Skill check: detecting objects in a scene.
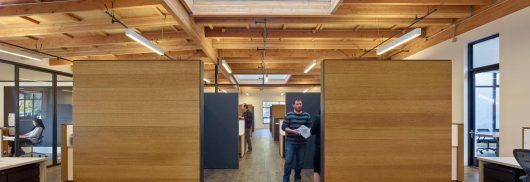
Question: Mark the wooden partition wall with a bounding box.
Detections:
[73,61,202,182]
[323,60,452,181]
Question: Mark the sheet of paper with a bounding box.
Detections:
[297,125,311,139]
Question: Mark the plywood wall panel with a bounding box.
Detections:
[323,60,451,182]
[73,61,201,182]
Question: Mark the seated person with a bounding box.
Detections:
[9,118,45,156]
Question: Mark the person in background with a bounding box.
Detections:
[310,113,321,182]
[242,104,254,152]
[281,97,311,182]
[9,118,45,156]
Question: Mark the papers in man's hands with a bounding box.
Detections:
[296,125,311,139]
[3,136,14,141]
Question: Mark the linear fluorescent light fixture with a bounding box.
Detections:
[221,59,232,74]
[376,28,422,55]
[125,28,164,55]
[0,49,42,61]
[303,88,311,93]
[304,59,317,74]
[264,75,269,83]
[221,89,227,93]
[203,78,211,84]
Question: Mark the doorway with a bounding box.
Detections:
[468,34,500,166]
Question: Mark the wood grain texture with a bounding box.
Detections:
[73,61,201,182]
[323,60,452,181]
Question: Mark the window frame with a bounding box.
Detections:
[468,33,500,165]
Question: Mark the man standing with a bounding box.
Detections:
[282,97,311,182]
[242,104,253,152]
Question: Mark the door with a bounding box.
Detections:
[468,34,500,166]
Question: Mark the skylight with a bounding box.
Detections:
[235,74,291,84]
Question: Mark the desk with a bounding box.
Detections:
[279,119,285,158]
[478,157,524,182]
[239,120,245,158]
[476,132,500,156]
[0,157,47,182]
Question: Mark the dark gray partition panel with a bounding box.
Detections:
[285,93,320,169]
[204,93,239,169]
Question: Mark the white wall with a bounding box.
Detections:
[239,91,285,129]
[406,7,530,160]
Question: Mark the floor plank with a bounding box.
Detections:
[204,128,314,182]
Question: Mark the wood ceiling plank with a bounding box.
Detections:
[0,16,178,37]
[0,0,161,17]
[190,1,330,16]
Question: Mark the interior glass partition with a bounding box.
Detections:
[18,68,54,165]
[0,59,72,166]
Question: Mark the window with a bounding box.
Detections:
[18,91,43,118]
[262,101,285,124]
[468,34,500,164]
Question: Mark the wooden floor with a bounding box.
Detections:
[45,128,480,181]
[204,128,314,182]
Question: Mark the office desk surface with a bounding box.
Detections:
[0,157,46,170]
[478,157,521,169]
[476,132,500,138]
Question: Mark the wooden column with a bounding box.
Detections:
[323,60,452,181]
[73,61,202,181]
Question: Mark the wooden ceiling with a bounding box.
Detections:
[0,0,527,85]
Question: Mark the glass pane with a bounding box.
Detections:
[263,107,271,124]
[57,75,73,164]
[18,68,53,165]
[472,37,499,68]
[473,70,500,158]
[0,63,15,157]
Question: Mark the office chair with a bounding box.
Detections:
[476,129,497,154]
[513,149,530,182]
[22,135,48,157]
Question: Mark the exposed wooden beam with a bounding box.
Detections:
[206,28,403,39]
[20,16,40,24]
[213,39,381,49]
[162,0,217,63]
[162,0,237,84]
[0,16,178,37]
[222,49,376,58]
[393,0,530,59]
[5,31,189,49]
[50,50,207,65]
[195,17,454,26]
[334,5,471,19]
[0,0,161,17]
[341,0,491,5]
[46,41,198,57]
